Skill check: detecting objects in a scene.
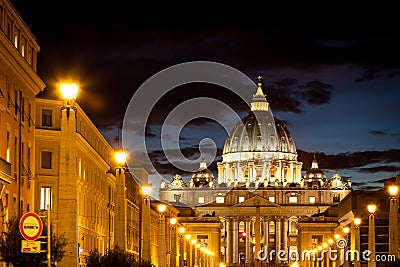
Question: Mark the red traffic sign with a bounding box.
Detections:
[19,212,43,241]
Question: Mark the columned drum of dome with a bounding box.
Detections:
[218,77,302,188]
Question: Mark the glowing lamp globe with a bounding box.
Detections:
[60,82,78,101]
[367,204,377,214]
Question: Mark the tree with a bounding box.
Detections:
[86,245,154,267]
[0,216,67,267]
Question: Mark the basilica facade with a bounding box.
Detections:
[159,78,352,265]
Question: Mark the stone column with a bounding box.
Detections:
[58,107,78,267]
[226,218,232,264]
[232,218,239,264]
[263,217,269,262]
[368,213,376,267]
[142,195,152,262]
[114,167,126,249]
[275,218,281,263]
[159,213,167,267]
[245,219,252,263]
[389,194,399,256]
[282,217,288,261]
[255,207,261,267]
[170,224,177,267]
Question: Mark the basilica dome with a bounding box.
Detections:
[223,113,296,155]
[217,77,303,187]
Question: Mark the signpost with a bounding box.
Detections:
[19,212,43,241]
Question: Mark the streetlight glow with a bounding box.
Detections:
[191,239,197,245]
[158,204,167,213]
[328,238,334,245]
[354,218,361,226]
[142,184,152,196]
[343,227,350,234]
[367,204,377,214]
[170,217,177,225]
[60,82,79,101]
[115,149,127,165]
[178,227,186,234]
[388,185,399,196]
[185,234,192,240]
[334,234,341,240]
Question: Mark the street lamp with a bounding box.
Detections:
[59,81,79,266]
[158,204,167,267]
[354,218,361,267]
[114,148,128,250]
[342,227,350,267]
[60,82,78,117]
[141,184,152,262]
[115,149,127,167]
[170,217,177,267]
[367,204,377,267]
[184,234,191,266]
[388,185,399,257]
[191,239,197,267]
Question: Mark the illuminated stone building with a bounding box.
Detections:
[159,78,353,266]
[0,0,45,229]
[34,98,143,266]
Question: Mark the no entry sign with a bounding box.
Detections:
[19,212,43,241]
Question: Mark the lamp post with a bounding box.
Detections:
[327,238,334,267]
[334,233,341,267]
[353,218,361,267]
[388,185,399,257]
[170,217,177,267]
[114,149,127,250]
[367,204,377,267]
[195,243,201,267]
[191,239,197,267]
[141,184,152,262]
[58,82,79,266]
[342,227,350,267]
[178,227,186,267]
[185,234,192,267]
[158,204,167,267]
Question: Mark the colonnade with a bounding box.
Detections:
[224,216,292,265]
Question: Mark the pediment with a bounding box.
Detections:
[234,195,280,207]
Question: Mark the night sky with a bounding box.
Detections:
[11,1,400,193]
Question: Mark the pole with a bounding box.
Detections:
[368,213,376,267]
[17,90,22,217]
[47,204,51,267]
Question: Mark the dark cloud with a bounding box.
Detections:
[369,130,387,136]
[298,149,400,172]
[298,81,332,105]
[357,166,400,173]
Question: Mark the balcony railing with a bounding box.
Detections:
[0,157,12,184]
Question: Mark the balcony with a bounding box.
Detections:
[0,157,12,184]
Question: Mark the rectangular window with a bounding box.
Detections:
[289,196,298,203]
[41,151,52,169]
[6,131,10,162]
[40,187,52,210]
[42,109,52,127]
[309,196,316,203]
[14,31,18,48]
[238,196,245,203]
[216,197,225,203]
[198,196,205,204]
[268,196,275,203]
